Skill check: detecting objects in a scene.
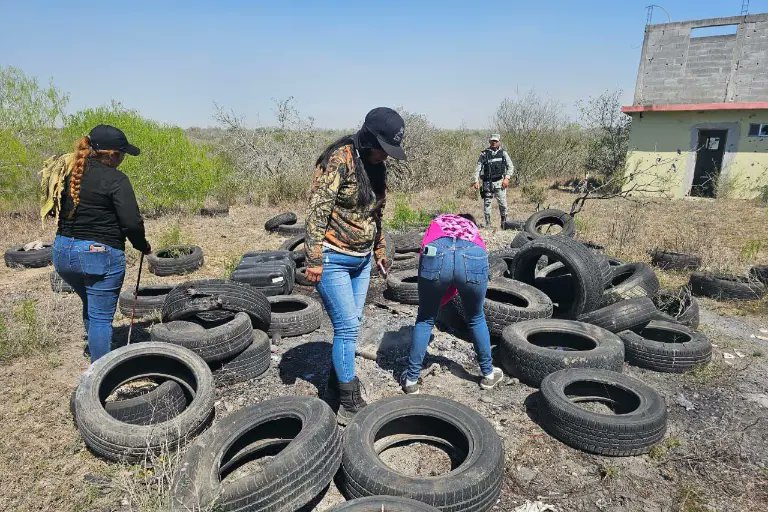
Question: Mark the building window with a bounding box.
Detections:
[748,124,768,137]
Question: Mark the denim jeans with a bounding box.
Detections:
[53,235,126,362]
[406,237,492,381]
[316,247,372,383]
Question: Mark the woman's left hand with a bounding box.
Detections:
[376,257,389,276]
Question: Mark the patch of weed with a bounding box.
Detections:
[387,195,434,230]
[677,483,708,512]
[599,463,619,480]
[685,359,731,386]
[223,254,241,279]
[649,436,682,460]
[0,298,56,363]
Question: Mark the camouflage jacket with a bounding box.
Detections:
[304,144,387,268]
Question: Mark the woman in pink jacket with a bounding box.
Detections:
[401,213,504,393]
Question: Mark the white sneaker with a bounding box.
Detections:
[480,367,504,390]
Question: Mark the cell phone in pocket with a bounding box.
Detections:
[423,245,437,257]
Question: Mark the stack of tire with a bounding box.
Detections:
[154,279,273,386]
[169,394,504,512]
[264,211,305,236]
[231,250,295,296]
[389,230,420,272]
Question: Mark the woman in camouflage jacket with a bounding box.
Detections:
[304,107,406,425]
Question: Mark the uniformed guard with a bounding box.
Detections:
[472,134,514,227]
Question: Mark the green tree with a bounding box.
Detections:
[0,66,69,210]
[62,102,232,215]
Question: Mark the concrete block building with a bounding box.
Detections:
[622,13,768,198]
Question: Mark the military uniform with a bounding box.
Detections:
[304,144,387,268]
[474,146,514,227]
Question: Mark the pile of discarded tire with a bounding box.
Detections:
[152,279,273,385]
[383,208,715,457]
[170,394,504,511]
[149,274,322,382]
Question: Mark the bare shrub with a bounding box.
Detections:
[494,91,585,183]
[214,97,338,205]
[578,89,631,185]
[387,109,481,194]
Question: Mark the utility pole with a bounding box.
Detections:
[741,0,749,16]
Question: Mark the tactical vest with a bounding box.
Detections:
[481,149,508,182]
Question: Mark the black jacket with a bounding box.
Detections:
[58,159,149,252]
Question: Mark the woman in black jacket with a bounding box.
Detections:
[53,125,151,362]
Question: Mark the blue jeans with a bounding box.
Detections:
[316,247,372,383]
[53,235,126,362]
[406,237,492,381]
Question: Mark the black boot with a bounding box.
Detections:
[337,376,368,426]
[323,367,341,411]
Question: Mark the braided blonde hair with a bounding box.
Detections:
[68,136,123,215]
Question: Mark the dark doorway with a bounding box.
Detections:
[690,129,727,197]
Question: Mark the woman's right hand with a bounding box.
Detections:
[306,266,323,284]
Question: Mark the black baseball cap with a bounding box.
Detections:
[362,107,406,160]
[88,124,140,156]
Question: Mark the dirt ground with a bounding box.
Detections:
[0,190,767,512]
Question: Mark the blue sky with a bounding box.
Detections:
[1,0,765,129]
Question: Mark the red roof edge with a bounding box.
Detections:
[622,102,768,113]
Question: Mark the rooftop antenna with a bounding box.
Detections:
[645,4,672,25]
[741,0,749,15]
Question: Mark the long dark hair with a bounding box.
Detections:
[315,129,386,209]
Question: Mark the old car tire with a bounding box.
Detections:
[651,288,700,329]
[385,270,420,305]
[211,330,271,386]
[50,271,74,293]
[509,236,603,318]
[618,320,712,373]
[329,496,441,511]
[147,245,204,276]
[171,396,341,512]
[499,319,625,387]
[4,243,53,268]
[649,248,702,271]
[118,284,174,317]
[689,272,766,301]
[454,280,553,337]
[151,312,253,363]
[576,297,656,333]
[264,211,297,231]
[104,380,188,426]
[538,368,666,456]
[601,263,659,306]
[524,209,575,239]
[161,279,271,331]
[267,295,322,337]
[73,342,214,462]
[338,395,503,512]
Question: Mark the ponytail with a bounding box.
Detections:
[70,136,93,212]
